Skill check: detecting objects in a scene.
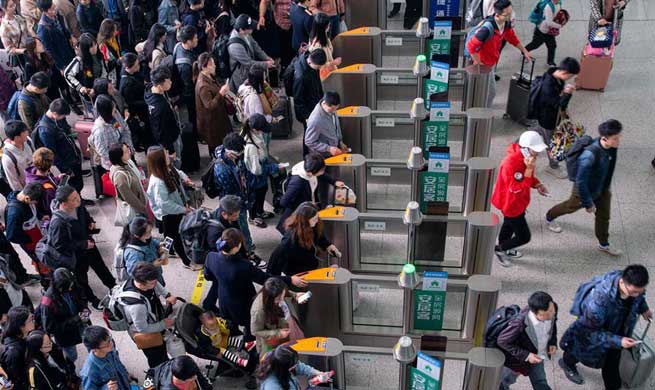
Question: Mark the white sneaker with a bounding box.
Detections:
[505,249,523,258]
[546,218,562,233]
[598,244,623,257]
[495,251,513,267]
[545,165,568,179]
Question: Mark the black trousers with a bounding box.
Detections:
[496,212,532,252]
[75,246,115,303]
[525,27,557,65]
[162,214,191,266]
[250,184,269,218]
[142,343,169,368]
[277,26,294,69]
[301,120,309,157]
[563,349,621,390]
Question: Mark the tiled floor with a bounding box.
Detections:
[3,0,654,388]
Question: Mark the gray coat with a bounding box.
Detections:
[227,29,269,92]
[304,101,343,157]
[121,281,169,336]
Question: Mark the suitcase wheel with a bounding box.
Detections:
[503,113,510,119]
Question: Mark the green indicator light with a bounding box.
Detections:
[403,264,416,274]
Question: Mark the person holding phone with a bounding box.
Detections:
[119,217,169,286]
[81,326,132,390]
[256,345,331,390]
[491,131,550,267]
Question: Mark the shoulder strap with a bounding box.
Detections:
[125,244,146,253]
[30,362,55,390]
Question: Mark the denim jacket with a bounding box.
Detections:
[80,350,131,390]
[575,139,616,208]
[260,362,320,390]
[124,239,162,280]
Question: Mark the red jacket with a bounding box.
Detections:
[466,18,521,66]
[491,144,540,217]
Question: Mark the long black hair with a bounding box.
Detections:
[78,33,99,69]
[143,24,168,64]
[309,12,331,47]
[261,277,286,326]
[3,306,31,341]
[25,330,48,365]
[255,345,299,390]
[119,216,150,247]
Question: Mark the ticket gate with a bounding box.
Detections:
[304,270,500,353]
[295,337,346,389]
[345,0,431,30]
[333,27,466,69]
[322,64,466,111]
[319,154,495,215]
[319,208,499,276]
[337,106,493,161]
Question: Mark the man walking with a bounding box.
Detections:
[545,119,623,256]
[491,131,550,267]
[559,264,652,389]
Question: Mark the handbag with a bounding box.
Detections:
[132,331,164,349]
[548,114,585,162]
[183,185,204,209]
[588,25,614,48]
[114,200,136,226]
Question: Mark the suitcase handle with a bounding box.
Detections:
[639,318,652,340]
[519,54,536,85]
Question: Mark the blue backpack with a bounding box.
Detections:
[528,0,556,25]
[6,91,35,121]
[464,19,495,57]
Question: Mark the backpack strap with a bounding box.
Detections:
[3,148,18,176]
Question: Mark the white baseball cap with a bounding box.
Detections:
[518,131,547,153]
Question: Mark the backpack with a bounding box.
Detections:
[526,75,544,120]
[281,45,308,97]
[570,273,604,318]
[465,0,485,27]
[528,0,556,25]
[482,304,522,348]
[6,91,35,121]
[100,281,150,331]
[159,52,183,98]
[30,128,43,149]
[565,135,601,181]
[113,244,144,283]
[34,211,76,269]
[212,35,247,80]
[233,87,257,124]
[201,158,222,199]
[179,208,223,265]
[464,19,495,57]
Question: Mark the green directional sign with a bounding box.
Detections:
[413,272,448,331]
[410,367,439,390]
[419,147,449,213]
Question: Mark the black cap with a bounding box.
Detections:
[234,14,257,31]
[248,113,272,133]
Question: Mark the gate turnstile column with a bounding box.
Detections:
[462,64,494,110]
[464,348,505,390]
[463,108,494,161]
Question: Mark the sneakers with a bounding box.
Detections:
[598,244,623,257]
[545,165,568,179]
[248,217,267,228]
[558,358,585,385]
[495,250,513,267]
[505,249,523,259]
[248,252,267,268]
[546,218,562,233]
[259,211,275,220]
[90,300,104,312]
[19,274,41,286]
[183,263,203,271]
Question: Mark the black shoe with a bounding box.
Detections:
[494,74,501,81]
[82,199,95,206]
[248,252,267,268]
[558,358,585,385]
[651,158,655,169]
[248,217,267,228]
[90,301,104,312]
[259,211,275,220]
[82,169,91,177]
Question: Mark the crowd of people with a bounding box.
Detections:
[0,0,351,387]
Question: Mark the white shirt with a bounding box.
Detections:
[528,311,552,357]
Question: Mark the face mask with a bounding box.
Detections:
[172,378,197,390]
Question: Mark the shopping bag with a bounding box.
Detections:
[620,319,655,388]
[548,116,585,162]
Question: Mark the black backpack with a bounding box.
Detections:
[482,305,521,348]
[281,56,300,97]
[565,135,601,181]
[526,75,544,120]
[201,159,222,199]
[212,35,247,80]
[179,208,223,265]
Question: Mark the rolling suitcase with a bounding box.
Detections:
[505,55,535,125]
[73,92,94,159]
[576,42,614,91]
[620,319,655,388]
[271,95,293,139]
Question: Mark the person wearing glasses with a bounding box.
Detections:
[26,330,79,390]
[465,0,532,106]
[1,306,35,390]
[80,326,132,390]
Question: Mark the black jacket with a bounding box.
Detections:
[536,69,572,130]
[27,346,76,390]
[1,336,27,389]
[39,286,87,347]
[47,210,87,270]
[292,54,323,123]
[276,173,336,234]
[76,2,104,36]
[145,89,180,154]
[147,359,212,390]
[36,115,82,176]
[267,231,331,276]
[205,209,241,256]
[204,251,291,327]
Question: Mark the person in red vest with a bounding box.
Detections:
[491,131,550,267]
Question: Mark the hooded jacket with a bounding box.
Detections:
[4,191,42,250]
[465,16,520,66]
[25,166,59,217]
[560,270,649,368]
[145,88,181,154]
[39,274,87,347]
[146,359,212,390]
[276,161,335,233]
[1,336,28,389]
[491,144,541,218]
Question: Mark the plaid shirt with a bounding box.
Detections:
[273,0,292,30]
[0,15,29,51]
[90,114,133,170]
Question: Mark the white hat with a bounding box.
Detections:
[518,131,547,153]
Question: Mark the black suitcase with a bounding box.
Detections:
[91,165,104,199]
[271,96,293,139]
[505,55,535,125]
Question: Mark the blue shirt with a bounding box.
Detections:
[80,350,130,390]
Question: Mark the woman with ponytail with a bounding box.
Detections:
[118,216,168,285]
[256,345,328,390]
[194,52,232,155]
[203,228,307,341]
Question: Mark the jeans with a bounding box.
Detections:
[499,363,551,390]
[496,212,531,252]
[237,212,254,251]
[546,187,611,246]
[329,15,341,39]
[525,27,557,65]
[563,349,621,390]
[62,345,78,364]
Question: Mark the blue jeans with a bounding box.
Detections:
[62,345,78,364]
[237,211,254,251]
[499,363,551,390]
[329,15,341,38]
